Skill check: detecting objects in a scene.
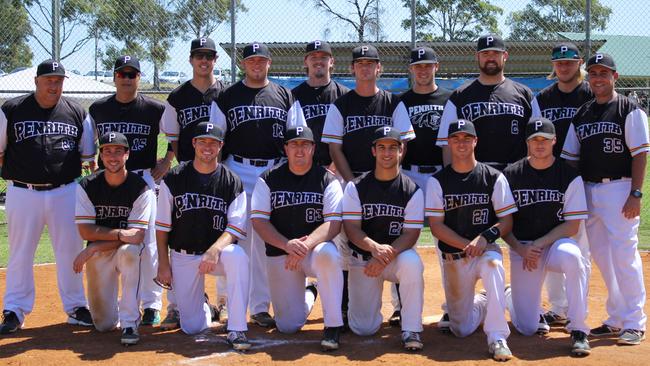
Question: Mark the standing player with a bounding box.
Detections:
[437,34,533,170]
[426,120,516,361]
[562,53,649,345]
[155,122,251,350]
[342,126,425,351]
[532,43,593,327]
[0,60,94,334]
[251,126,344,351]
[73,132,155,345]
[88,55,174,326]
[503,118,591,356]
[209,42,306,327]
[160,37,228,330]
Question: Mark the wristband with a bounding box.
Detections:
[481,227,500,243]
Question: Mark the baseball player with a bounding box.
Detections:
[426,119,516,361]
[88,55,173,326]
[209,42,307,327]
[160,37,228,330]
[437,34,533,171]
[155,121,251,351]
[0,60,94,334]
[562,53,649,345]
[532,43,594,328]
[251,126,344,351]
[73,132,155,345]
[342,126,425,351]
[503,118,591,356]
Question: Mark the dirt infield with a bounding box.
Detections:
[1,247,649,365]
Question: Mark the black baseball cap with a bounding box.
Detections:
[448,119,477,137]
[526,117,556,140]
[99,132,129,150]
[36,59,67,77]
[551,43,581,61]
[410,46,438,65]
[372,126,401,144]
[114,55,141,72]
[352,45,380,62]
[284,126,314,144]
[305,40,332,56]
[191,37,217,54]
[243,42,271,60]
[477,34,506,52]
[586,52,616,71]
[194,121,225,141]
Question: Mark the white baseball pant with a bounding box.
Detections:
[136,170,162,311]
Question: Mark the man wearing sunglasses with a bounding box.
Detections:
[160,37,228,330]
[87,55,174,327]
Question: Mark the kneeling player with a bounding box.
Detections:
[503,118,590,356]
[155,122,251,350]
[342,127,425,351]
[426,120,516,361]
[251,126,344,351]
[74,132,155,345]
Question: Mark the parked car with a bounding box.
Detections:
[213,68,224,82]
[83,70,112,82]
[0,69,6,77]
[159,71,188,84]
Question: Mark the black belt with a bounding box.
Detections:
[402,164,440,174]
[233,155,281,167]
[351,251,372,261]
[12,181,69,191]
[173,248,205,255]
[584,176,628,184]
[441,251,467,261]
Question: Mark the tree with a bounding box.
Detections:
[402,0,502,42]
[507,0,612,41]
[0,0,33,70]
[177,0,246,39]
[307,0,382,42]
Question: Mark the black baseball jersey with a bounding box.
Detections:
[163,80,225,162]
[342,171,424,258]
[437,79,533,167]
[156,161,247,253]
[0,93,93,184]
[504,158,588,241]
[89,94,165,170]
[75,171,153,245]
[251,163,343,257]
[292,80,350,166]
[532,81,593,157]
[322,89,416,174]
[399,87,452,166]
[425,162,517,253]
[209,80,306,160]
[561,94,650,182]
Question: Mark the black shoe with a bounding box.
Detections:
[141,308,161,326]
[543,311,569,326]
[121,327,140,345]
[536,314,550,335]
[0,310,20,334]
[67,307,93,327]
[389,310,401,327]
[590,324,621,337]
[321,326,341,351]
[250,312,275,328]
[438,313,450,333]
[571,330,591,356]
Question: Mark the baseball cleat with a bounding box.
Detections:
[389,310,401,327]
[121,327,140,346]
[536,315,550,335]
[590,324,621,337]
[0,310,21,334]
[321,326,341,351]
[227,331,252,351]
[489,340,513,362]
[543,310,569,326]
[67,307,93,327]
[141,308,161,326]
[401,331,423,351]
[617,329,646,345]
[250,312,275,328]
[160,309,180,330]
[438,313,450,333]
[217,303,229,324]
[570,330,591,356]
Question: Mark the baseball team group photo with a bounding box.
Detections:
[1,1,650,364]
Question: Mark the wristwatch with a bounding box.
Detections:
[631,189,643,199]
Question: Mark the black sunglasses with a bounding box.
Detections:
[116,71,139,79]
[192,52,216,61]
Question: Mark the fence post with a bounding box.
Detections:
[52,0,61,60]
[585,0,591,60]
[410,0,416,49]
[230,0,237,84]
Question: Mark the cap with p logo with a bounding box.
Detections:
[477,34,506,52]
[243,42,271,60]
[448,119,477,137]
[114,55,141,72]
[410,46,438,65]
[305,40,332,56]
[99,131,130,149]
[372,126,401,144]
[284,126,314,144]
[551,43,580,61]
[191,37,217,53]
[525,117,556,140]
[586,52,616,71]
[36,59,67,77]
[352,44,380,61]
[194,121,225,141]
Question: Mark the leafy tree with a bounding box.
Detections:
[177,0,246,39]
[402,0,502,42]
[507,0,612,40]
[307,0,382,42]
[0,0,32,70]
